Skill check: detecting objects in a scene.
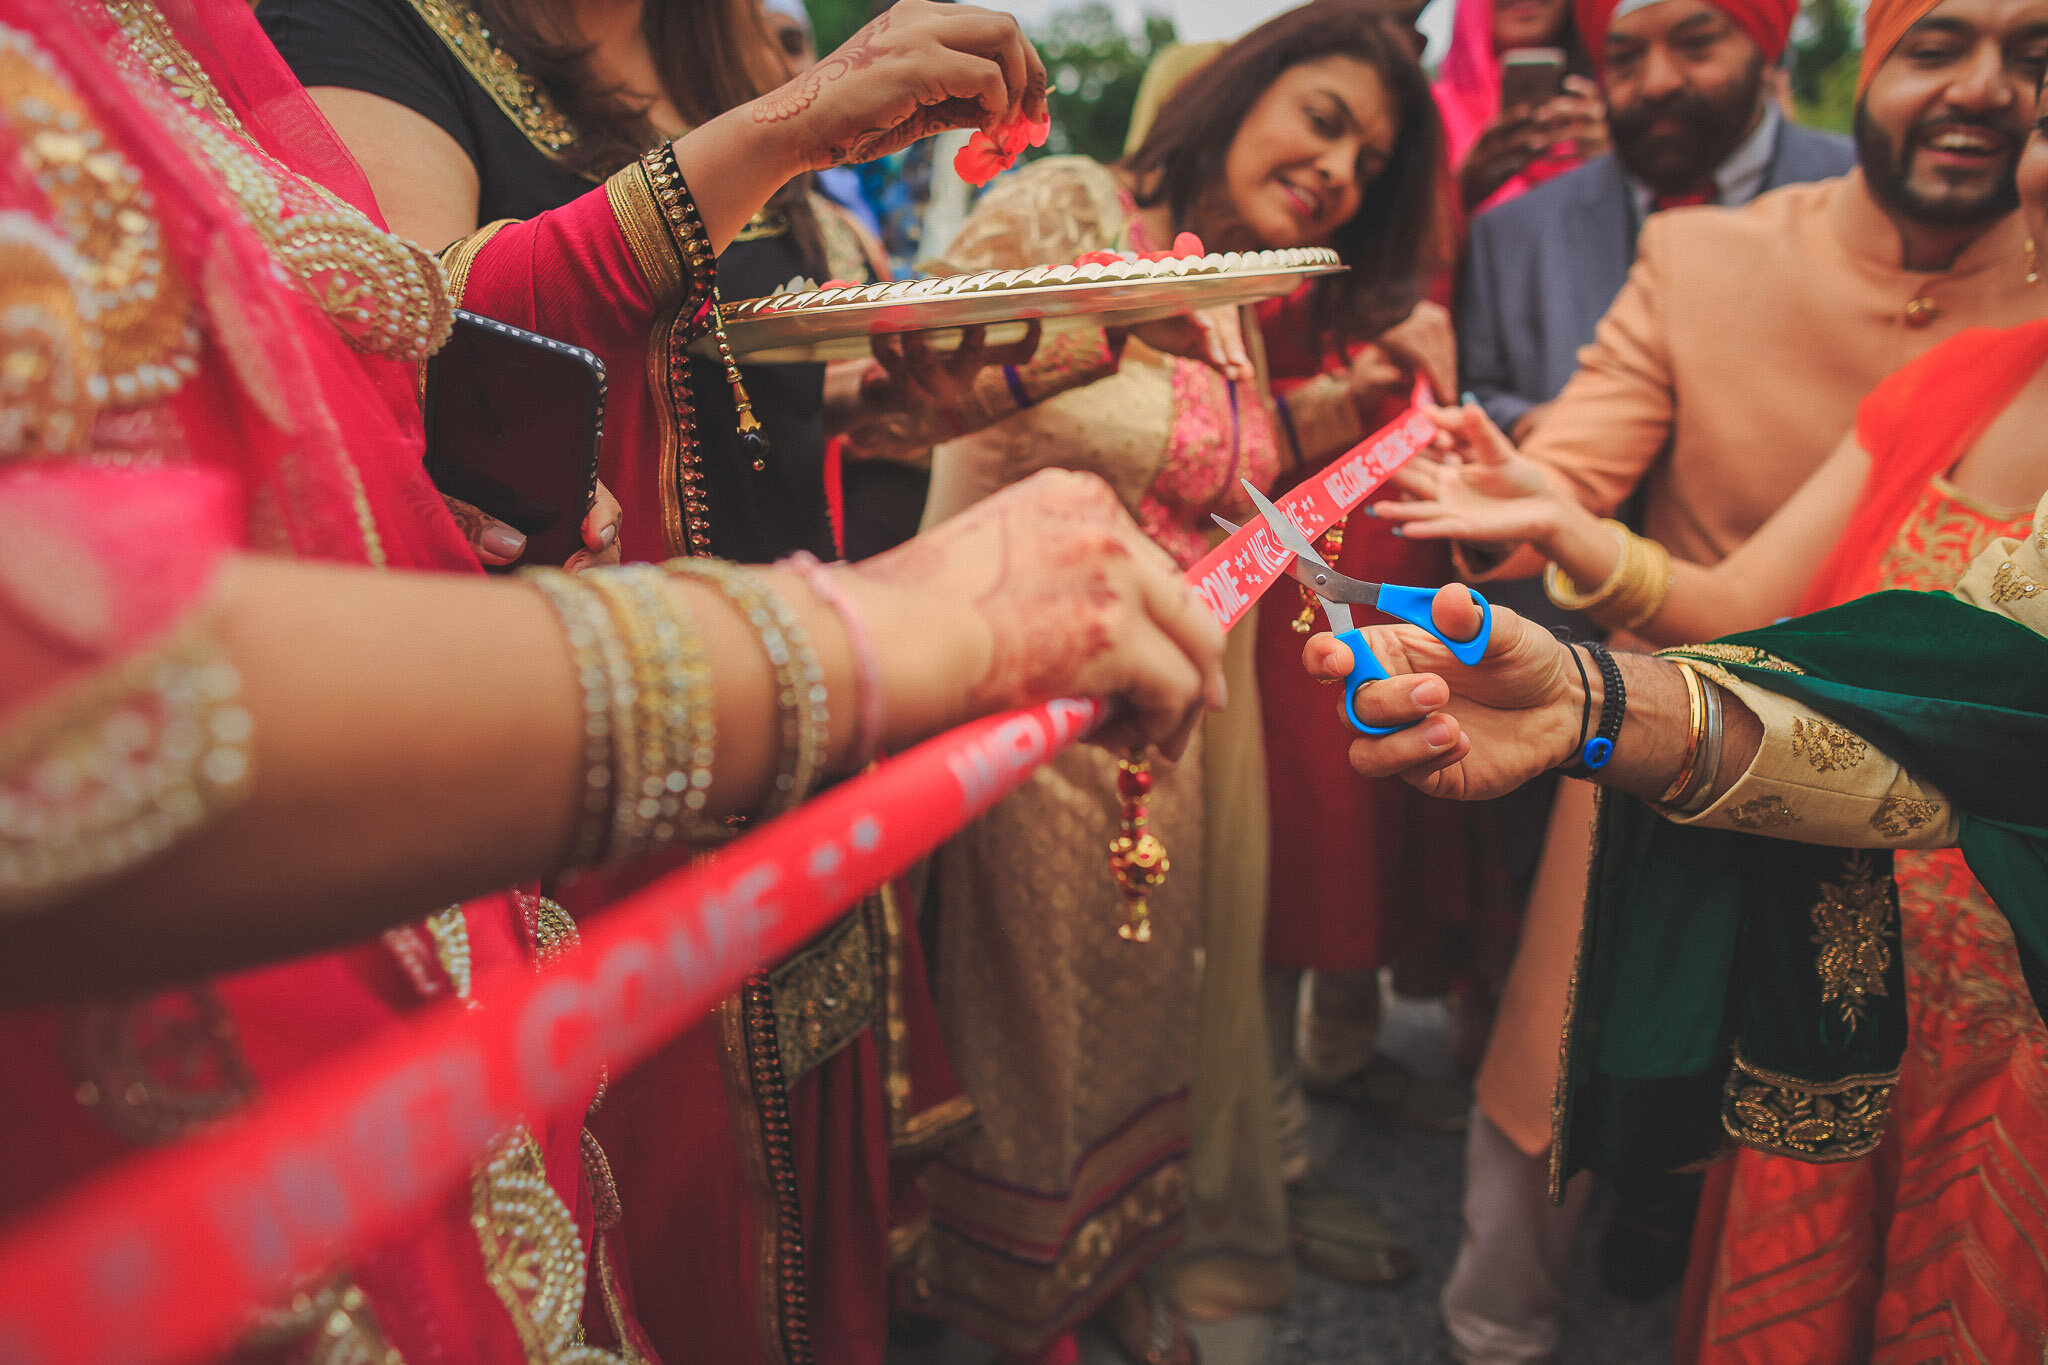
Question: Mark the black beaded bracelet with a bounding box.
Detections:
[1578,640,1626,771]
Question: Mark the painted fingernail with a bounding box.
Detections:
[1411,677,1446,707]
[1390,526,1405,538]
[1363,504,1379,518]
[600,522,619,549]
[1422,717,1454,748]
[481,524,526,559]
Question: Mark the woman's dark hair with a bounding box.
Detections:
[472,0,825,274]
[1123,1,1447,345]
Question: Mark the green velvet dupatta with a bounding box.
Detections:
[1552,589,2048,1199]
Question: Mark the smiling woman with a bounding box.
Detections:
[904,6,1446,1361]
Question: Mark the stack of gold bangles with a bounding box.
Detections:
[1656,659,1725,814]
[1542,519,1674,632]
[523,560,830,867]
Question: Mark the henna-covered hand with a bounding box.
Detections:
[442,479,622,570]
[751,0,1050,171]
[843,469,1225,758]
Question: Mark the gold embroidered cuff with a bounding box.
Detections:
[0,610,254,913]
[605,162,687,303]
[1657,656,1957,848]
[628,145,716,326]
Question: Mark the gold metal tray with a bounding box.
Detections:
[699,247,1343,364]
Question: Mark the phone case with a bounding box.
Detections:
[423,310,607,571]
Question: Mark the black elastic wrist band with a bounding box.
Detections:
[1558,635,1592,772]
[1581,641,1626,771]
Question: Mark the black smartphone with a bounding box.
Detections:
[423,310,606,571]
[1500,47,1566,112]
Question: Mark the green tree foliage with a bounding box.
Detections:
[1033,5,1180,164]
[806,0,873,56]
[797,0,1179,163]
[1790,0,1861,134]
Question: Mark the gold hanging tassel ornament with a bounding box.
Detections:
[708,288,769,469]
[1109,753,1169,942]
[1291,520,1347,632]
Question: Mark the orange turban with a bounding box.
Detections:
[1575,0,1798,68]
[1858,0,1944,97]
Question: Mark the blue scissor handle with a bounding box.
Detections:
[1335,586,1494,736]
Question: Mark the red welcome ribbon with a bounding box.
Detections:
[0,403,1435,1365]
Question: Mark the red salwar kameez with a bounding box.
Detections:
[0,0,649,1357]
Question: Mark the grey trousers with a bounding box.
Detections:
[1441,1107,1593,1365]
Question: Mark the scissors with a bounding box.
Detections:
[1214,479,1492,737]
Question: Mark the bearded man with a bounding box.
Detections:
[1433,0,2048,1357]
[1459,0,1851,441]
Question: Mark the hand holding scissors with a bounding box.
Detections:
[1215,479,1492,736]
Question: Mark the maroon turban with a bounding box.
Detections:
[1575,0,1798,67]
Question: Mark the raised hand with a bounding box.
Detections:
[1372,300,1457,401]
[753,0,1050,170]
[1538,77,1611,161]
[1372,402,1565,546]
[1303,585,1584,799]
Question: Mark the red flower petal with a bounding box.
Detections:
[1074,249,1125,267]
[1171,232,1205,258]
[953,133,1011,187]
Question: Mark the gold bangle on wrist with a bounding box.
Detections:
[1658,661,1707,806]
[523,569,618,866]
[1675,665,1725,814]
[1545,520,1674,632]
[584,565,722,856]
[666,560,829,818]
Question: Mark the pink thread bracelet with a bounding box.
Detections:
[779,551,883,768]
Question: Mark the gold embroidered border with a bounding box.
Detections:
[604,165,685,302]
[439,218,517,306]
[1720,1044,1897,1163]
[878,878,979,1156]
[1666,643,1807,675]
[242,1276,406,1364]
[2,606,255,914]
[397,0,591,176]
[1548,784,1603,1205]
[925,1160,1187,1350]
[767,906,877,1083]
[470,1126,628,1363]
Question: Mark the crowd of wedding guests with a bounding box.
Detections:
[4,0,2047,1360]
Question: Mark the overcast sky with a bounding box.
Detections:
[984,0,1453,51]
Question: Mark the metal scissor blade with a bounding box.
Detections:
[1239,479,1328,569]
[1212,514,1386,606]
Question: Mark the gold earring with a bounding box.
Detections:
[2028,237,2041,286]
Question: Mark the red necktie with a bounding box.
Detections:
[1651,184,1718,212]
